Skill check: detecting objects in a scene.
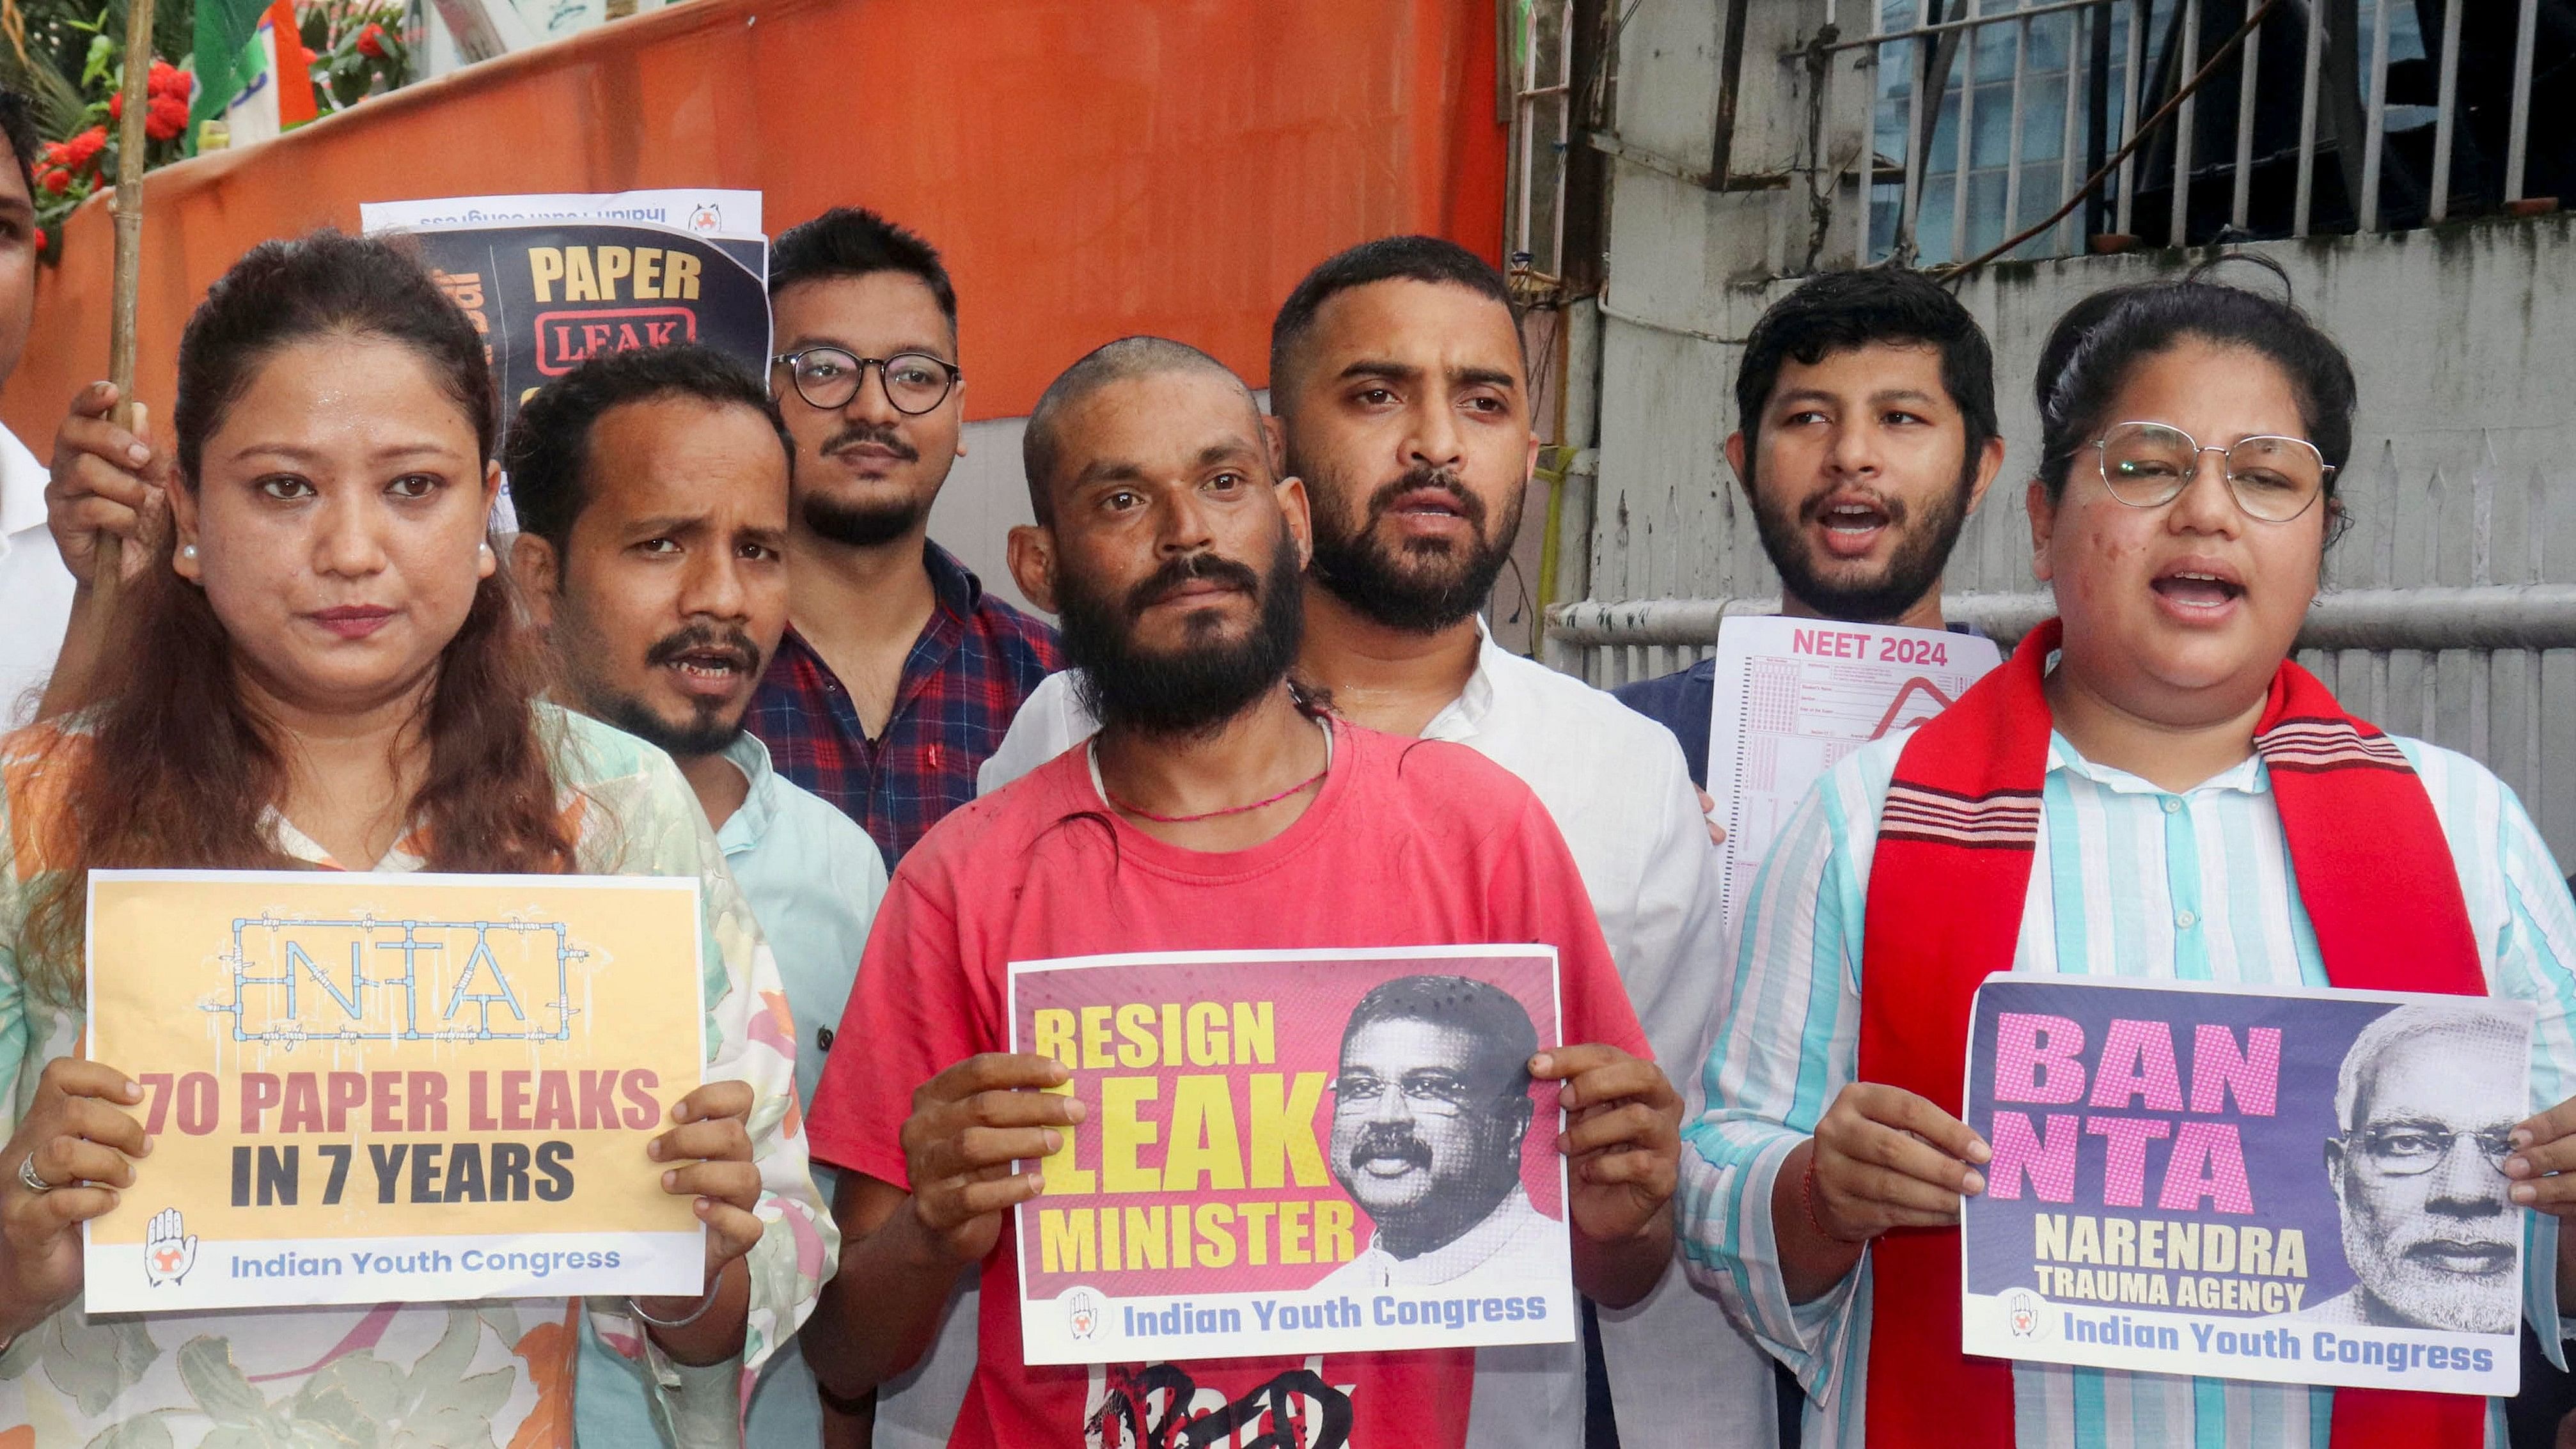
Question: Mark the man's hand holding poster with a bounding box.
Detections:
[1959,975,2536,1395]
[1007,947,1577,1365]
[81,871,708,1314]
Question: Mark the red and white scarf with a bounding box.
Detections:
[1857,618,2489,1447]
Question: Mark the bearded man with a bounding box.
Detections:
[982,239,1765,1449]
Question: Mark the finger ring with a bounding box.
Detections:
[17,1152,54,1194]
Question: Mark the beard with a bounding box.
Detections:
[799,421,932,547]
[576,621,764,760]
[1748,466,1972,623]
[801,492,928,548]
[2342,1210,2520,1333]
[1305,462,1521,634]
[1056,529,1306,737]
[592,691,744,759]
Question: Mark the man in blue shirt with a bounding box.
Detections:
[1609,269,2004,1446]
[504,344,888,1447]
[1615,271,2005,791]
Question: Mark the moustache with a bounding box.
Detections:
[2399,1237,2519,1271]
[1797,487,1909,526]
[1362,465,1488,529]
[644,622,763,677]
[822,421,920,464]
[1348,1124,1433,1172]
[1122,551,1266,616]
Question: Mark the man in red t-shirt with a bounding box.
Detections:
[800,338,1682,1447]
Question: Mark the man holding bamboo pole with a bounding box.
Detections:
[27,2,164,723]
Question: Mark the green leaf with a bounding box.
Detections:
[442,1364,515,1423]
[81,33,116,88]
[279,1379,377,1448]
[393,1404,506,1449]
[477,1304,523,1344]
[36,1313,163,1416]
[287,1422,368,1449]
[83,1413,177,1449]
[77,1416,169,1449]
[295,1353,405,1424]
[176,1335,272,1429]
[395,1310,480,1418]
[198,1427,274,1449]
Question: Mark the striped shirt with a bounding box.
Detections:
[1679,726,2576,1448]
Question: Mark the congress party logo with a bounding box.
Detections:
[1067,1288,1102,1341]
[2005,1287,2045,1340]
[145,1207,200,1288]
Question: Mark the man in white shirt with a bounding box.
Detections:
[499,344,890,1447]
[982,237,1768,1449]
[0,89,75,725]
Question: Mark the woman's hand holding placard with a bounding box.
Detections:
[0,1059,151,1338]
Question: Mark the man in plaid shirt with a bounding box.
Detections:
[748,208,1060,866]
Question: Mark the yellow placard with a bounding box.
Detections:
[82,870,705,1313]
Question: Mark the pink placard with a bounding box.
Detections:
[1007,946,1576,1365]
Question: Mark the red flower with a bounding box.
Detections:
[39,139,67,167]
[109,63,188,123]
[356,22,386,58]
[59,127,106,170]
[40,168,68,195]
[145,95,189,142]
[32,228,45,252]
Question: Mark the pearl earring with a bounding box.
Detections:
[478,542,494,563]
[180,543,198,561]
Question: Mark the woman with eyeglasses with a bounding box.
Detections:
[0,233,829,1444]
[1679,277,2576,1448]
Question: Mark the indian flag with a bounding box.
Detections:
[191,0,317,148]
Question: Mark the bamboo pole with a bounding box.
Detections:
[98,0,154,601]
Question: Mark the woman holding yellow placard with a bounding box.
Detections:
[0,232,829,1445]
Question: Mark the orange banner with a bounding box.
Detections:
[5,0,1504,442]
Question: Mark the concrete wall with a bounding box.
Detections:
[927,415,1044,618]
[1590,215,2576,611]
[1577,0,2576,858]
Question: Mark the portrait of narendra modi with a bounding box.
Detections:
[2301,1000,2528,1335]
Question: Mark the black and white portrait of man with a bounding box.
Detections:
[1315,975,1568,1292]
[2302,1000,2527,1334]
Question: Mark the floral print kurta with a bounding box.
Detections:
[0,707,836,1447]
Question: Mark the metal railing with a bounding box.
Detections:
[1550,584,2576,660]
[1795,0,2564,269]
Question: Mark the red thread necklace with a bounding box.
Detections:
[1090,719,1333,824]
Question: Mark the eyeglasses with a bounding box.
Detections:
[2092,420,2334,523]
[2343,1121,2516,1177]
[1330,1070,1486,1118]
[769,346,960,415]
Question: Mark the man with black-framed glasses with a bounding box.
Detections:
[1317,975,1572,1297]
[745,207,1061,872]
[2305,1000,2528,1335]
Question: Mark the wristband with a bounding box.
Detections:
[631,1276,723,1333]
